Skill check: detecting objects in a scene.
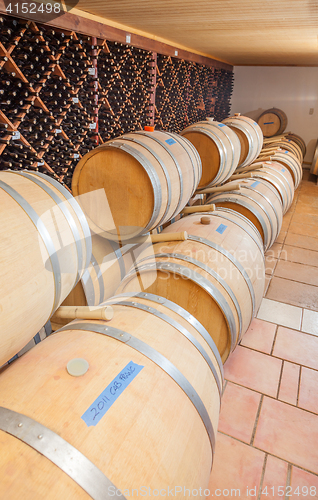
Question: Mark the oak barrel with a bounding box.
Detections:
[257,108,287,137]
[0,296,222,498]
[286,133,306,158]
[248,161,295,214]
[50,235,149,330]
[270,150,302,188]
[207,178,283,251]
[117,208,265,361]
[310,139,318,176]
[72,130,202,241]
[222,113,263,167]
[180,118,241,188]
[0,170,91,366]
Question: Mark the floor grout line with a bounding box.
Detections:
[284,464,292,500]
[296,366,302,408]
[276,360,284,400]
[250,395,264,446]
[217,431,318,477]
[235,343,318,372]
[270,324,279,355]
[223,380,318,418]
[257,454,268,500]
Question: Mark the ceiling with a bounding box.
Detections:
[74,0,318,66]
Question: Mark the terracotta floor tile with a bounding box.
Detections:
[278,361,300,406]
[207,433,265,499]
[285,232,318,252]
[275,231,287,245]
[298,182,318,195]
[288,221,318,239]
[281,219,291,232]
[260,455,288,499]
[265,256,278,275]
[254,397,318,474]
[224,346,282,397]
[297,193,318,208]
[298,367,318,415]
[257,298,302,330]
[218,383,261,443]
[274,260,318,287]
[302,309,318,337]
[294,204,318,218]
[266,276,318,311]
[291,212,318,228]
[240,318,277,354]
[290,466,318,495]
[265,243,283,259]
[280,245,318,268]
[273,327,318,370]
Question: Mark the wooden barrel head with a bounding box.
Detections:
[72,146,155,240]
[181,130,220,188]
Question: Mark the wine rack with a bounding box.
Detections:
[154,55,233,133]
[0,13,234,189]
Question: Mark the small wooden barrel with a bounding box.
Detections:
[72,130,202,241]
[257,108,288,137]
[310,140,318,176]
[180,118,241,188]
[262,141,302,163]
[0,296,222,497]
[286,133,306,158]
[117,209,265,361]
[270,150,302,188]
[207,178,283,251]
[248,161,294,214]
[0,170,91,367]
[222,113,263,167]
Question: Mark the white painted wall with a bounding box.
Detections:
[230,66,318,163]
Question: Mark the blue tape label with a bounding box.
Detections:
[165,138,177,145]
[284,150,288,154]
[264,122,274,125]
[216,223,227,235]
[218,123,226,127]
[81,361,144,427]
[281,168,286,172]
[251,181,260,188]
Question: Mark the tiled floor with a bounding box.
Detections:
[208,170,318,499]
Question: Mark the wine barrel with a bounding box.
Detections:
[257,108,287,137]
[206,178,283,251]
[180,118,241,188]
[0,297,223,497]
[51,235,150,330]
[310,139,318,176]
[248,161,295,214]
[72,130,202,241]
[0,170,91,366]
[262,141,302,163]
[117,209,265,361]
[270,150,302,188]
[222,113,263,168]
[286,133,306,158]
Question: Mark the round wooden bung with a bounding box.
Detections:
[67,358,89,377]
[200,216,211,225]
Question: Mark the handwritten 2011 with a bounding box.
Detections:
[81,361,144,427]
